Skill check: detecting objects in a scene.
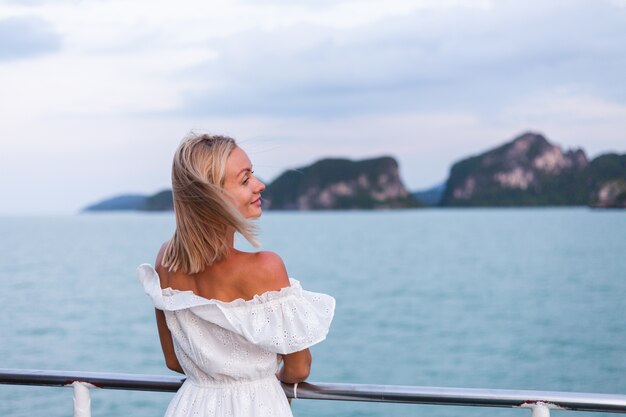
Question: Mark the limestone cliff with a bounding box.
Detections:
[593,180,626,208]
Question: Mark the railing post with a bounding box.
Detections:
[70,381,94,417]
[531,402,551,417]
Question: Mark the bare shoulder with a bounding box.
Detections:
[248,251,290,291]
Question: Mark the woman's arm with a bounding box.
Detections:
[254,252,313,383]
[278,349,311,383]
[155,308,184,374]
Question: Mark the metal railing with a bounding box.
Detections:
[2,368,626,417]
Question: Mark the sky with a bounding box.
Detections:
[1,0,625,214]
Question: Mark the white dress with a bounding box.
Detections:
[137,264,335,417]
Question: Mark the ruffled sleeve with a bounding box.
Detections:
[137,264,215,310]
[211,281,335,354]
[137,263,335,355]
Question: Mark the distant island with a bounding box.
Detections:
[441,132,626,208]
[262,156,418,209]
[82,131,626,211]
[84,190,174,211]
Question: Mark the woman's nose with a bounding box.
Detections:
[257,179,266,193]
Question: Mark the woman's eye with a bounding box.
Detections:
[242,171,254,185]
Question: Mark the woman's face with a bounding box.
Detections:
[223,146,266,219]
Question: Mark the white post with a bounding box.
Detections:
[71,381,94,417]
[531,402,551,417]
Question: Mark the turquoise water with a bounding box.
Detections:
[0,209,624,417]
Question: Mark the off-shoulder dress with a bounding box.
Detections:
[137,264,335,417]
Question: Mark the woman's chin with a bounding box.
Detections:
[247,208,263,219]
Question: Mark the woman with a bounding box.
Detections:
[137,133,335,417]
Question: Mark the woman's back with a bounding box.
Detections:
[156,249,290,305]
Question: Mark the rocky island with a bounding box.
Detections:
[440,132,626,208]
[262,156,418,210]
[440,132,589,206]
[84,190,173,211]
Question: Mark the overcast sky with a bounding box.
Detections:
[1,0,625,214]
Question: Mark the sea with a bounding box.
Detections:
[0,209,624,417]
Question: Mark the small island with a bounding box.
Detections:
[262,156,418,210]
[441,132,626,208]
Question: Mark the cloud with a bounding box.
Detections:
[3,0,625,119]
[171,0,626,118]
[0,16,61,61]
[498,89,626,157]
[502,90,626,124]
[1,0,58,5]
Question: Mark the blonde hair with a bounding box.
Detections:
[162,133,258,274]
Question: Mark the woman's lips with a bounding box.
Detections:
[252,197,261,206]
